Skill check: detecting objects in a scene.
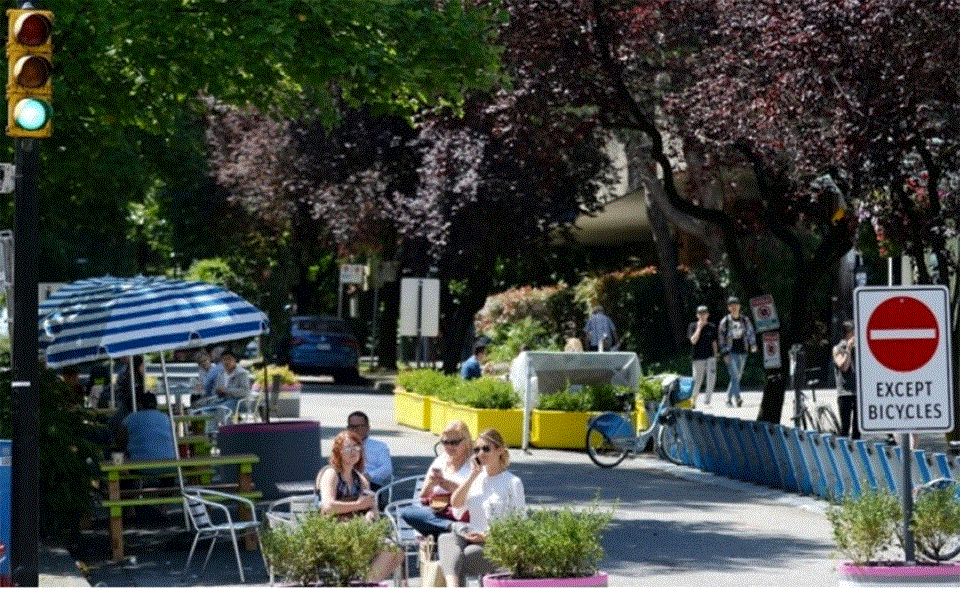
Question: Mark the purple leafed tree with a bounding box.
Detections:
[588,0,960,422]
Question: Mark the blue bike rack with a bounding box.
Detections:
[748,422,782,489]
[946,454,960,482]
[913,449,933,484]
[853,440,883,492]
[705,415,737,478]
[933,453,953,480]
[829,436,863,497]
[807,433,843,499]
[763,424,798,493]
[733,420,763,484]
[795,430,829,498]
[691,412,719,473]
[784,428,816,496]
[675,411,706,471]
[719,417,750,481]
[880,445,904,497]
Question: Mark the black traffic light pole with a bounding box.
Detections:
[10,135,39,587]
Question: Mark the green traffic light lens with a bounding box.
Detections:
[13,98,51,131]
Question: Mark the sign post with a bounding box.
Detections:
[855,284,953,564]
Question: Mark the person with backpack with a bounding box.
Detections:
[718,296,757,407]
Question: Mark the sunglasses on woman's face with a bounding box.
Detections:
[343,444,361,453]
[473,445,493,453]
[441,438,464,446]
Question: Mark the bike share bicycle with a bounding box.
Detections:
[585,374,693,468]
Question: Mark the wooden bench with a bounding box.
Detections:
[99,453,261,560]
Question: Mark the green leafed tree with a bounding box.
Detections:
[2,0,503,280]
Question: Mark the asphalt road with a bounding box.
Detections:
[73,383,843,587]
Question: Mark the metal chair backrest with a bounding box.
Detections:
[182,488,213,531]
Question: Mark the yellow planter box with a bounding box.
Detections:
[530,410,601,449]
[445,404,523,448]
[428,397,451,434]
[394,389,431,430]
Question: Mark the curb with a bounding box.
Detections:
[39,543,90,587]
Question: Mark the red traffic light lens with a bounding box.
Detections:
[14,12,52,46]
[13,55,51,88]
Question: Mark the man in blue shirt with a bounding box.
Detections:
[460,340,488,380]
[584,304,618,351]
[120,393,176,461]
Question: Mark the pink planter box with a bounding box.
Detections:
[838,563,960,586]
[482,571,608,587]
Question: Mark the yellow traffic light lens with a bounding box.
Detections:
[13,55,51,88]
[14,12,52,46]
[13,98,50,131]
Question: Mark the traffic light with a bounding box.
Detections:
[6,8,53,138]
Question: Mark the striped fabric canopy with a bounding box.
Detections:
[39,276,269,368]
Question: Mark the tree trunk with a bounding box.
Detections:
[641,157,686,350]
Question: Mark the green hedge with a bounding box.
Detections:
[442,377,520,409]
[396,369,460,398]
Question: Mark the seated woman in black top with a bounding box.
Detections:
[315,430,402,582]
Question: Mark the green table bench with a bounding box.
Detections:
[99,453,260,560]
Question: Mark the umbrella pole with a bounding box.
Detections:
[109,360,115,409]
[160,354,188,528]
[129,355,137,413]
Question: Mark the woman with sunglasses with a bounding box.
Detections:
[315,430,402,582]
[439,428,526,586]
[401,420,475,538]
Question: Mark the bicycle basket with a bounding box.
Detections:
[670,376,694,404]
[589,413,633,439]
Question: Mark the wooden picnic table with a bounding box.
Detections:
[99,453,261,560]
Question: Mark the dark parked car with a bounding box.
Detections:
[287,315,360,383]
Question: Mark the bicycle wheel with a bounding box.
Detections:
[795,406,815,432]
[657,424,684,465]
[816,406,841,435]
[585,419,630,469]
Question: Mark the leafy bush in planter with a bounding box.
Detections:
[395,369,459,398]
[250,364,300,387]
[538,384,633,412]
[826,489,901,564]
[913,482,960,563]
[486,505,611,579]
[262,511,392,586]
[442,377,519,409]
[538,388,591,412]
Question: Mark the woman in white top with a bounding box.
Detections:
[401,420,475,537]
[438,428,526,586]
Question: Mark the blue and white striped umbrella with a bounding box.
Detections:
[39,276,269,368]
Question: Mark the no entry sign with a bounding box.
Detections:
[855,286,953,433]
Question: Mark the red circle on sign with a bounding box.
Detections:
[866,296,939,372]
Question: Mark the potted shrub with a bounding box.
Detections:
[828,485,960,586]
[482,505,611,587]
[262,510,394,586]
[251,364,302,418]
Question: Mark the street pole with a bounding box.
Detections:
[10,136,39,586]
[889,255,915,563]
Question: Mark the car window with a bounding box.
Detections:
[293,318,351,335]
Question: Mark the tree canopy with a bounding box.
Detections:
[2,0,504,280]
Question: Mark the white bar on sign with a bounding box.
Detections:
[868,329,936,340]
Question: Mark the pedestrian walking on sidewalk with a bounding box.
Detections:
[688,305,718,407]
[718,296,756,407]
[833,321,860,440]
